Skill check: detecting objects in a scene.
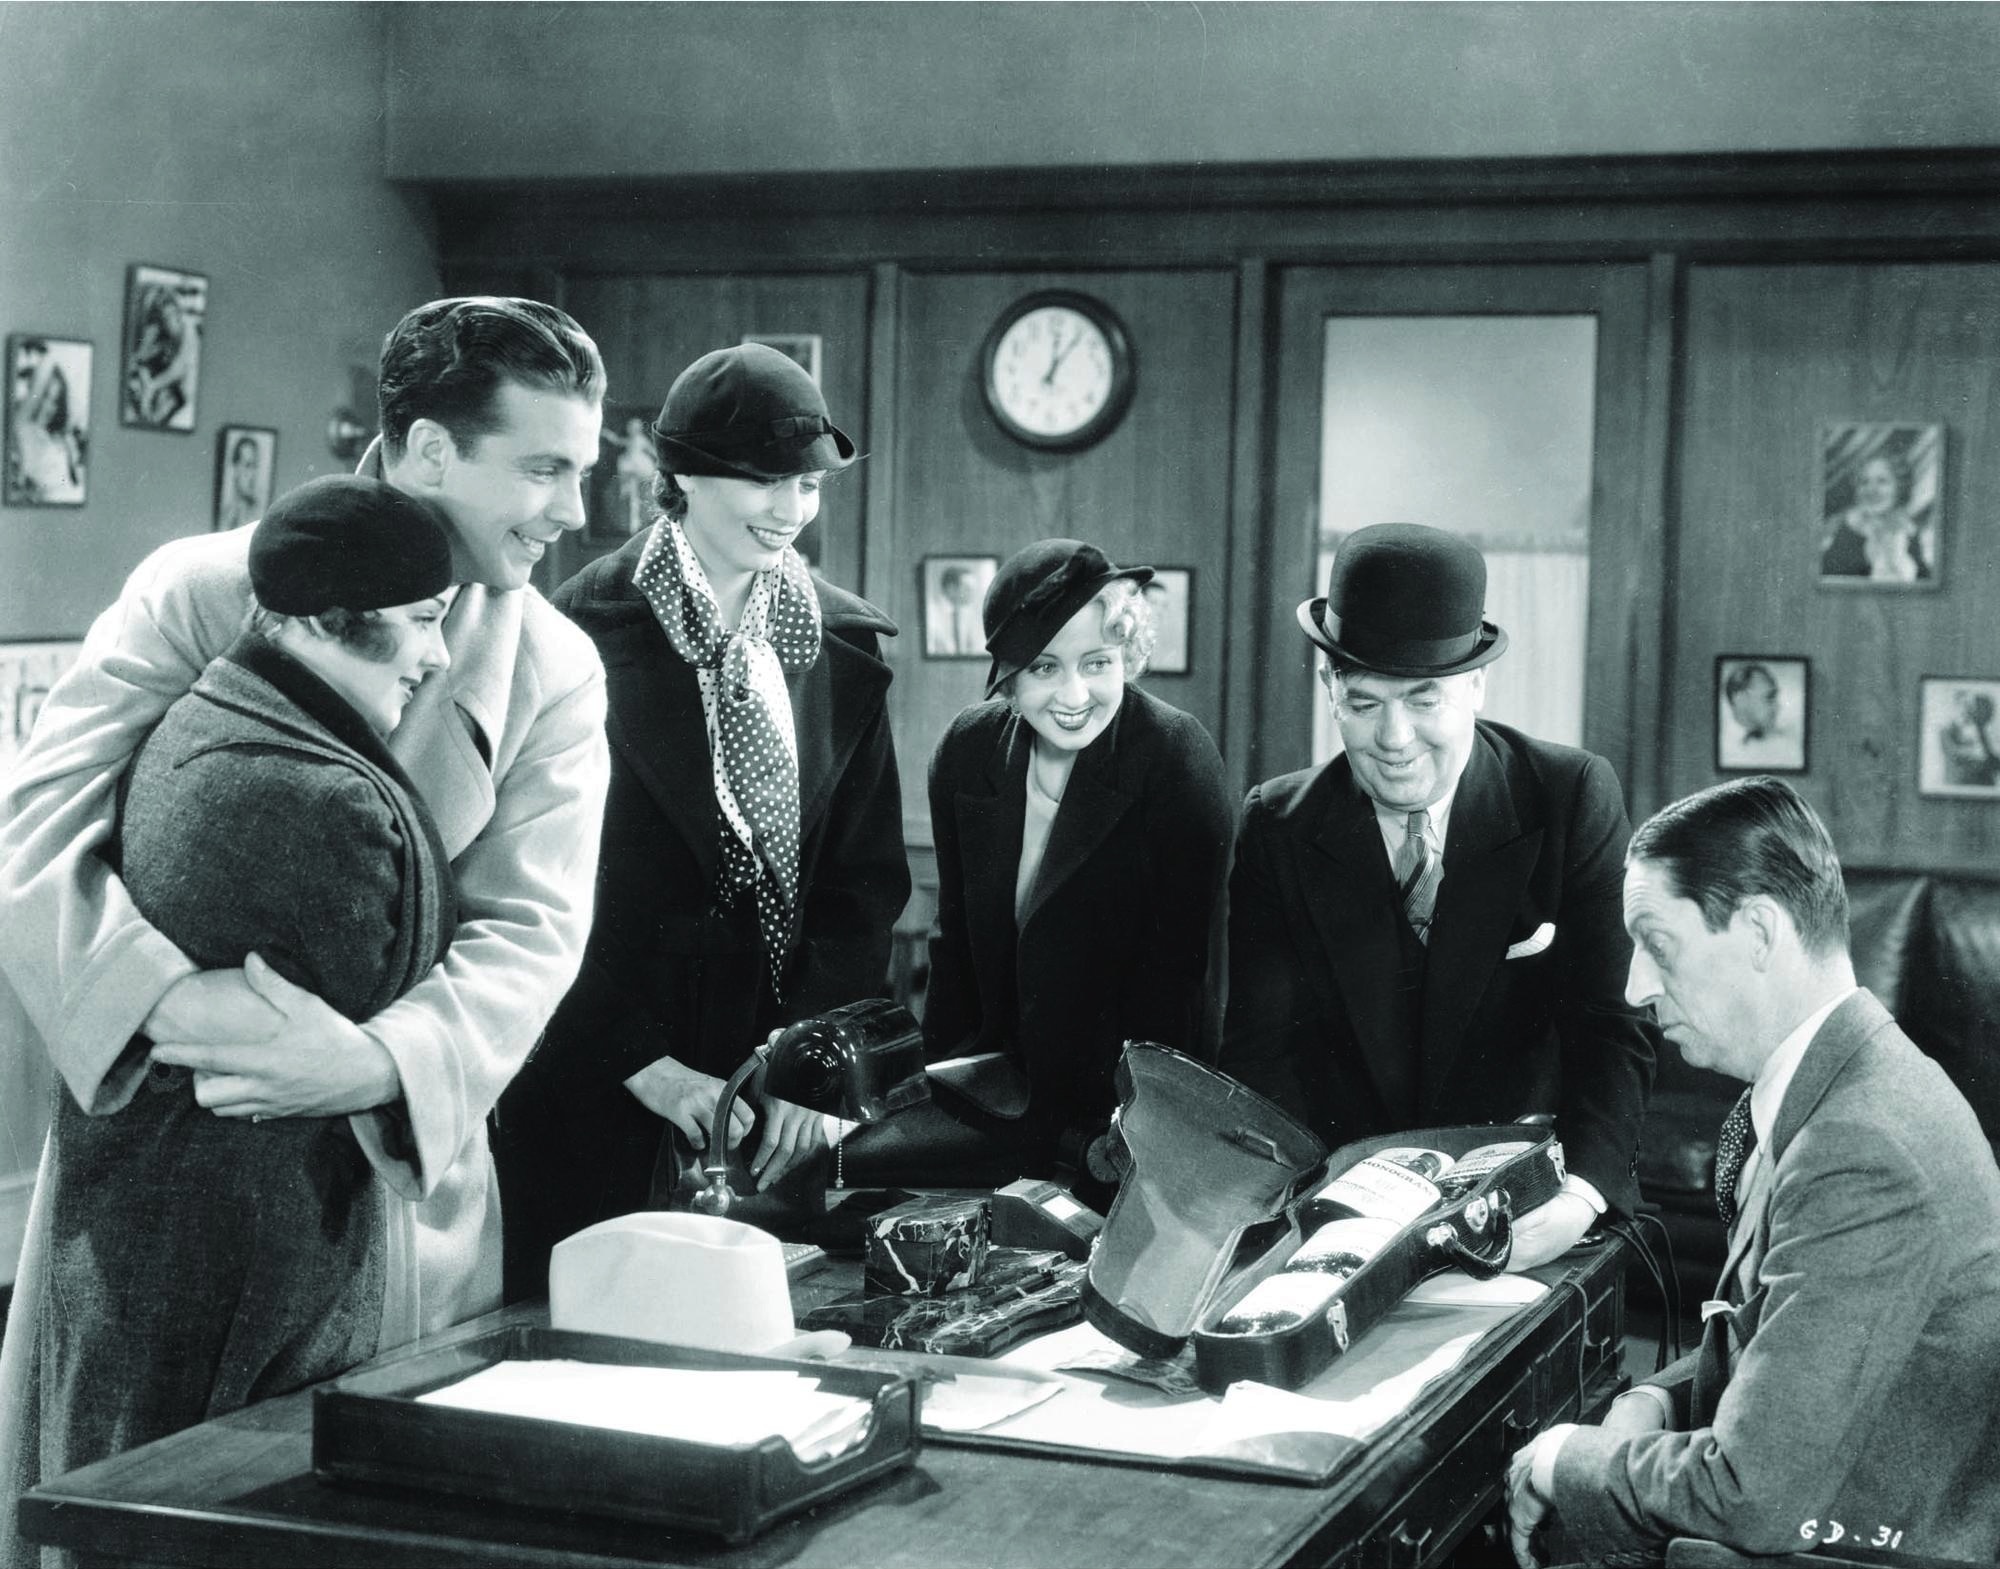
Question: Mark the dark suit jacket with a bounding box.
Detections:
[1219,721,1656,1214]
[922,686,1234,1140]
[494,532,910,1292]
[1553,991,2000,1562]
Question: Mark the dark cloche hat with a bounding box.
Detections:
[652,343,859,480]
[1297,522,1507,677]
[983,538,1152,697]
[248,476,454,616]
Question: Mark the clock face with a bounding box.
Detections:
[982,293,1134,451]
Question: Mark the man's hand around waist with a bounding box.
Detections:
[146,952,402,1119]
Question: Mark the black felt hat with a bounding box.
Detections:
[1296,523,1507,677]
[652,344,858,480]
[983,538,1152,697]
[248,476,454,616]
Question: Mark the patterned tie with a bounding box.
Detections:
[1396,809,1440,945]
[1713,1087,1758,1228]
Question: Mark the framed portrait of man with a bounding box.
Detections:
[212,426,276,529]
[1715,655,1809,774]
[1918,676,2000,799]
[1815,421,1943,591]
[922,555,998,659]
[120,263,207,432]
[4,334,92,507]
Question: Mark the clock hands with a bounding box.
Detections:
[1043,323,1080,386]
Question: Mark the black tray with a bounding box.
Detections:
[1190,1124,1562,1393]
[312,1324,921,1544]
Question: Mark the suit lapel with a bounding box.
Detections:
[955,717,1029,1001]
[1301,766,1417,1118]
[1020,704,1137,932]
[1419,733,1542,1099]
[597,614,723,887]
[1714,991,1880,1300]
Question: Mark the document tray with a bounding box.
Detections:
[312,1325,921,1543]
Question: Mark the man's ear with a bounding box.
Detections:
[1465,665,1489,713]
[400,419,456,490]
[1736,896,1784,970]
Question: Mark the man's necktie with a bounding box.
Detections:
[1396,809,1440,945]
[1714,1087,1757,1228]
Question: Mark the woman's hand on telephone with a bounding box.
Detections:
[624,1056,753,1151]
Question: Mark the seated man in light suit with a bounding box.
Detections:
[1221,523,1657,1267]
[1508,776,2000,1566]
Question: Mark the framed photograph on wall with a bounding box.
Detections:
[1714,655,1809,774]
[1815,420,1943,590]
[1917,676,2000,799]
[0,639,86,771]
[1141,567,1193,676]
[921,555,998,659]
[740,333,823,384]
[120,263,207,432]
[213,425,276,529]
[589,403,661,543]
[4,335,91,507]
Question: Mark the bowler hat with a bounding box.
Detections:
[1296,523,1507,677]
[248,476,454,616]
[983,538,1152,697]
[652,343,858,480]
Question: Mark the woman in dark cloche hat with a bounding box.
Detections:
[843,537,1234,1198]
[497,344,909,1295]
[17,475,460,1493]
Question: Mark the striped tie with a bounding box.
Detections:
[1397,809,1440,944]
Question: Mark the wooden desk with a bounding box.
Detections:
[19,1242,1624,1569]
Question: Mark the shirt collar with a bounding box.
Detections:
[1372,781,1458,858]
[1751,987,1857,1150]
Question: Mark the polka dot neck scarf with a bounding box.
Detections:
[634,519,822,996]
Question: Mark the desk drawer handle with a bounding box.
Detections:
[1390,1521,1435,1564]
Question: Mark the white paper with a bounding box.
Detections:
[418,1360,874,1462]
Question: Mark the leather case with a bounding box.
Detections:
[1080,1045,1331,1359]
[1189,1124,1564,1393]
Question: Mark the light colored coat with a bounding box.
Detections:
[0,519,607,1567]
[1551,990,2000,1562]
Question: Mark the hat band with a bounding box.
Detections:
[1321,608,1482,668]
[653,414,834,448]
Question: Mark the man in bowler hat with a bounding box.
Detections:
[1219,524,1657,1267]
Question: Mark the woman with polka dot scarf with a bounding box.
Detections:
[495,345,909,1299]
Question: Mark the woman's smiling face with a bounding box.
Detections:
[677,471,824,579]
[1012,601,1125,753]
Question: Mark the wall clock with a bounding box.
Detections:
[980,290,1136,452]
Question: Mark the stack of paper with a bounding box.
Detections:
[418,1360,874,1463]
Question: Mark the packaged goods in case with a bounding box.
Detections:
[1309,1152,1451,1227]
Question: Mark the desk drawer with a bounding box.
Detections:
[1350,1366,1539,1568]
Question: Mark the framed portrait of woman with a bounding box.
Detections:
[1815,421,1943,591]
[1918,676,2000,800]
[4,334,92,507]
[212,426,276,529]
[120,264,207,433]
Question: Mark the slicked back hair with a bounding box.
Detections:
[377,297,605,459]
[1628,776,1849,958]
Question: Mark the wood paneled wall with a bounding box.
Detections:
[1670,262,2000,870]
[880,268,1239,843]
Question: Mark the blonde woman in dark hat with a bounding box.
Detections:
[0,476,458,1504]
[1219,523,1657,1269]
[495,344,909,1299]
[847,539,1233,1192]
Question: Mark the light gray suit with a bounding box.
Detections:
[1551,990,2000,1562]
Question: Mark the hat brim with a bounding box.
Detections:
[1295,597,1508,678]
[984,565,1153,697]
[657,425,860,481]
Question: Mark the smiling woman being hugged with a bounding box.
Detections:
[495,346,910,1300]
[842,539,1234,1197]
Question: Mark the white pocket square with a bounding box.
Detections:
[1505,922,1556,960]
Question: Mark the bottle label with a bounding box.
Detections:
[1316,1155,1445,1223]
